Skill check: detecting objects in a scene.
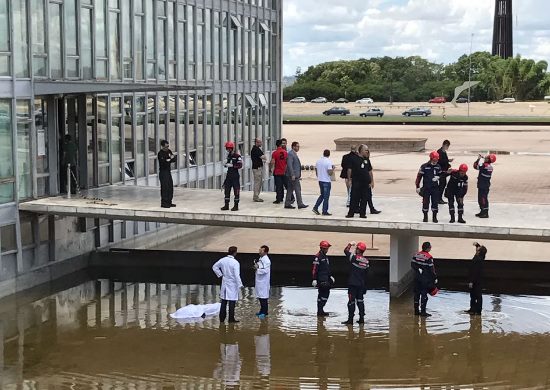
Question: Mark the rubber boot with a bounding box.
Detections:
[475,210,482,217]
[231,202,239,211]
[423,212,428,222]
[420,311,432,317]
[356,316,365,324]
[449,211,455,223]
[341,317,354,325]
[432,211,438,223]
[479,210,489,218]
[458,212,466,224]
[342,304,354,324]
[221,201,230,211]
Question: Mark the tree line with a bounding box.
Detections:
[284,52,550,102]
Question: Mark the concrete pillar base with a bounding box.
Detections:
[389,233,419,297]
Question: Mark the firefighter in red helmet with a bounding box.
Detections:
[415,151,444,223]
[445,163,469,223]
[411,241,438,317]
[221,141,243,211]
[312,240,334,316]
[342,241,369,325]
[473,153,496,218]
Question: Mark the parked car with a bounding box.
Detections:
[429,96,446,103]
[289,97,306,103]
[323,107,350,116]
[456,97,469,103]
[499,97,516,103]
[311,97,328,103]
[402,107,431,117]
[335,98,349,103]
[356,97,374,104]
[359,108,384,117]
[545,96,550,101]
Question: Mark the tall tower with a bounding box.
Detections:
[492,0,513,59]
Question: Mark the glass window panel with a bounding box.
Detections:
[0,100,14,180]
[177,21,186,80]
[136,115,145,177]
[124,97,133,160]
[0,182,14,204]
[0,55,10,77]
[20,219,33,247]
[97,97,109,164]
[0,0,9,52]
[96,0,107,57]
[33,57,46,77]
[136,96,145,112]
[31,0,46,55]
[111,116,122,182]
[0,225,17,253]
[110,12,121,79]
[82,8,93,79]
[38,216,49,242]
[65,0,78,56]
[135,16,144,79]
[157,18,166,79]
[197,24,203,80]
[169,97,176,149]
[167,2,175,61]
[146,0,155,62]
[49,3,62,78]
[122,0,132,78]
[67,58,79,78]
[14,0,29,77]
[17,122,32,199]
[135,0,143,13]
[35,99,48,174]
[87,118,94,188]
[156,0,165,17]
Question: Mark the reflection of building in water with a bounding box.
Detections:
[255,327,271,377]
[214,325,242,387]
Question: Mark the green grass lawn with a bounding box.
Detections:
[283,115,550,123]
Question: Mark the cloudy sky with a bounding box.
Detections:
[282,0,550,75]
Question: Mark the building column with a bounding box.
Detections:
[389,233,418,297]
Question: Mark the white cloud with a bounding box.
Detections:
[283,0,550,75]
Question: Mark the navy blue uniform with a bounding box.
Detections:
[312,251,332,314]
[416,162,442,213]
[468,252,485,314]
[437,147,451,201]
[344,244,369,320]
[223,152,243,205]
[445,170,468,215]
[473,158,493,212]
[411,251,437,314]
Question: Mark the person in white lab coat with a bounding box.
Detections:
[254,245,271,319]
[212,246,244,323]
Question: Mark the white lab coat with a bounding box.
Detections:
[212,255,243,301]
[254,255,271,299]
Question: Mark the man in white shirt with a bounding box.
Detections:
[313,149,335,216]
[212,246,244,323]
[254,245,271,319]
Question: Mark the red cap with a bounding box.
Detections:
[459,163,468,172]
[319,240,331,249]
[356,242,367,252]
[429,151,440,160]
[225,141,235,149]
[488,154,496,163]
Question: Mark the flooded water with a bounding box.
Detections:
[1,281,550,389]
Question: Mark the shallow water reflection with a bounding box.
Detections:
[1,281,550,388]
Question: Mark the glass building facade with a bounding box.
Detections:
[0,0,282,287]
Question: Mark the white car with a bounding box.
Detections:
[311,97,328,103]
[289,97,306,103]
[356,97,374,104]
[499,97,516,103]
[544,96,550,102]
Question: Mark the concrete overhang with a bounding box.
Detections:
[34,81,211,95]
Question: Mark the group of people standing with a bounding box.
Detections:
[416,140,496,223]
[211,239,486,325]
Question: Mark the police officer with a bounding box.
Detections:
[416,151,444,223]
[411,242,438,317]
[158,140,177,208]
[473,154,496,218]
[445,163,469,223]
[345,144,372,219]
[340,145,357,207]
[437,140,453,204]
[221,141,243,211]
[312,240,334,317]
[342,241,369,325]
[465,242,487,315]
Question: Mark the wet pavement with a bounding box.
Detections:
[1,281,550,389]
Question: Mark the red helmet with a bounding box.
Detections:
[488,154,496,163]
[356,242,367,252]
[224,141,235,149]
[319,240,331,249]
[429,151,440,160]
[459,163,468,172]
[429,287,439,296]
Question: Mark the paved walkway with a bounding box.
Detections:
[19,185,550,242]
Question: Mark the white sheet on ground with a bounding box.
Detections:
[170,303,221,319]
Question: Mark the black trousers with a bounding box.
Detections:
[469,283,483,313]
[159,169,174,206]
[447,193,464,214]
[366,187,376,211]
[220,299,237,322]
[317,285,330,313]
[348,182,369,216]
[223,175,240,204]
[413,279,429,313]
[438,174,448,201]
[347,285,366,319]
[422,187,440,212]
[274,174,287,202]
[478,188,490,211]
[258,298,268,315]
